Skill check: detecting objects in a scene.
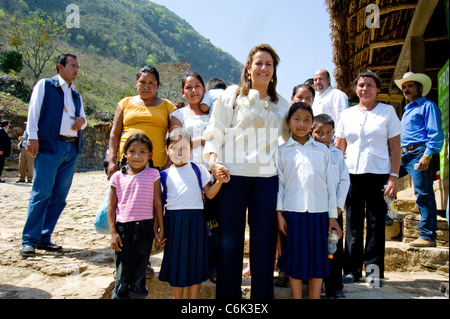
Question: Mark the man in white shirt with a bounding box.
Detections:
[312,69,348,124]
[20,54,86,257]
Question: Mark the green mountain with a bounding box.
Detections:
[0,0,243,121]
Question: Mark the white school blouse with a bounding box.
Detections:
[335,103,403,175]
[163,163,211,210]
[276,137,338,218]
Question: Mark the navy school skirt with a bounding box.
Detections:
[277,211,329,281]
[158,209,208,287]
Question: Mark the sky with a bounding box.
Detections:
[153,0,336,100]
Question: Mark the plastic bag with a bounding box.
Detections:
[94,189,110,234]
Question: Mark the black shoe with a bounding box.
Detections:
[0,180,5,183]
[16,180,26,183]
[36,242,63,251]
[342,273,359,283]
[334,289,346,298]
[20,246,35,257]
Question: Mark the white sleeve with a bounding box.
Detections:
[203,86,239,159]
[276,149,285,211]
[26,79,46,140]
[325,148,338,218]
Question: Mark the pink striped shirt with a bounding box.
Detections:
[110,167,160,223]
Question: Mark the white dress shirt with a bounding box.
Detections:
[312,85,348,125]
[276,136,338,218]
[335,103,403,175]
[26,75,86,140]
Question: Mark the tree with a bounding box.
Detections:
[157,61,191,103]
[0,50,23,73]
[8,15,67,80]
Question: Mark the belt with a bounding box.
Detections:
[402,142,425,154]
[59,135,78,143]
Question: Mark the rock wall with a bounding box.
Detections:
[75,122,111,172]
[1,117,112,173]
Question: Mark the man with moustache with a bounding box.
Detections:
[312,69,348,125]
[395,72,444,248]
[20,53,86,257]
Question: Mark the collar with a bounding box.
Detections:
[317,85,333,98]
[404,96,426,110]
[57,74,75,91]
[285,135,316,147]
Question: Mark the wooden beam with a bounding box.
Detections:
[410,36,425,73]
[368,64,396,70]
[379,3,417,15]
[389,0,439,94]
[377,93,405,104]
[370,38,405,49]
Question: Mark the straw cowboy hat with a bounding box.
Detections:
[394,71,432,96]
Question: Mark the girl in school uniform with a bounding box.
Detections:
[158,128,229,299]
[276,102,342,299]
[108,132,165,299]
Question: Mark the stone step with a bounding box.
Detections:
[384,240,449,274]
[402,213,449,245]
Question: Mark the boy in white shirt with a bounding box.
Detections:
[312,113,350,299]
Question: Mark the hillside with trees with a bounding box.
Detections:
[0,0,243,122]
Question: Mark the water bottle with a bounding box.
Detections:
[328,230,338,259]
[384,184,398,220]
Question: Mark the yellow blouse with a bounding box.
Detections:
[118,96,176,167]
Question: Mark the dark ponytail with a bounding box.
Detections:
[120,156,127,174]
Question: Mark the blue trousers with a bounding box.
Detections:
[22,140,78,247]
[215,175,278,299]
[400,145,437,242]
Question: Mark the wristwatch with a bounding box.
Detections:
[390,173,399,178]
[424,154,433,160]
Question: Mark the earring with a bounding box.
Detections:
[248,74,251,81]
[270,78,274,83]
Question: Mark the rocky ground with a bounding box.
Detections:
[0,170,448,301]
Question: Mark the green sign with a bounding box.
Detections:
[438,59,449,179]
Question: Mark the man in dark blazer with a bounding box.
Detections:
[0,119,12,183]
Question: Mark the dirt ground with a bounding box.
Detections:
[0,170,448,300]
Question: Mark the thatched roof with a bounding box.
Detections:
[325,0,449,111]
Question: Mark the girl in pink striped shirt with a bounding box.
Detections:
[108,133,165,299]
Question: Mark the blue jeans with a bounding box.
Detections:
[22,140,78,247]
[400,145,437,242]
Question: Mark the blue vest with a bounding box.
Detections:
[38,76,83,154]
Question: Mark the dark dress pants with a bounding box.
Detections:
[344,173,389,280]
[215,175,278,299]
